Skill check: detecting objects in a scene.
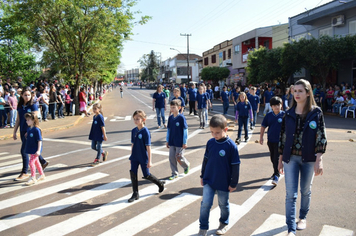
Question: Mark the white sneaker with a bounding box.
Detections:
[26,177,37,186]
[216,223,228,235]
[37,175,46,182]
[296,219,307,230]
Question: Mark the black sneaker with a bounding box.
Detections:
[245,137,249,142]
[235,138,241,145]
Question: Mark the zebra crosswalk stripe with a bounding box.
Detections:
[99,193,201,236]
[319,225,354,236]
[0,154,21,161]
[0,178,130,232]
[0,166,86,195]
[250,213,287,236]
[0,172,108,211]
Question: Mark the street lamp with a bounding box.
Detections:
[180,33,192,82]
[170,44,191,83]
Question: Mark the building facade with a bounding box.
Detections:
[160,54,202,84]
[289,0,356,85]
[124,68,141,82]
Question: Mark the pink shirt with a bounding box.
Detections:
[8,95,18,110]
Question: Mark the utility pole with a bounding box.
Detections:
[180,33,192,82]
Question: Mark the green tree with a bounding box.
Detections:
[201,66,230,83]
[2,0,149,112]
[138,50,160,82]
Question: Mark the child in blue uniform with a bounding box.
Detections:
[166,100,190,180]
[235,92,253,144]
[152,85,167,128]
[263,86,274,116]
[171,87,185,114]
[188,83,198,115]
[89,103,108,166]
[198,114,240,236]
[220,86,230,115]
[259,96,285,186]
[128,110,165,203]
[196,84,210,129]
[248,87,260,130]
[24,112,45,186]
[206,84,214,111]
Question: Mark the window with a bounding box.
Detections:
[234,44,240,54]
[350,20,356,35]
[177,67,189,76]
[204,57,209,65]
[212,54,216,63]
[264,40,269,48]
[228,49,231,58]
[319,27,333,37]
[223,51,226,60]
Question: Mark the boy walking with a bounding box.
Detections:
[220,86,230,115]
[259,96,285,185]
[198,114,240,236]
[166,100,190,180]
[248,87,260,130]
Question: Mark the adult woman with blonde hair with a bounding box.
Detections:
[278,79,327,236]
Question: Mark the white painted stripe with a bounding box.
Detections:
[0,154,21,161]
[250,214,287,236]
[124,115,131,120]
[125,89,153,109]
[43,138,91,146]
[100,193,201,236]
[0,178,130,231]
[174,203,240,236]
[0,163,67,183]
[0,152,10,156]
[176,177,283,235]
[29,185,160,236]
[0,166,86,195]
[0,165,23,175]
[147,114,155,119]
[0,158,23,167]
[0,172,108,211]
[30,165,202,236]
[319,225,354,236]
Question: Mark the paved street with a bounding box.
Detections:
[0,86,355,236]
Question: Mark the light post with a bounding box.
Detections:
[170,45,191,83]
[180,33,191,82]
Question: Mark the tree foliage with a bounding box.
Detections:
[201,66,230,83]
[138,50,160,82]
[247,35,356,89]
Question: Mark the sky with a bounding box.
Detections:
[119,0,335,73]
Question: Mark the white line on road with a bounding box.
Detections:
[0,172,108,211]
[100,193,201,236]
[0,178,131,232]
[250,213,287,236]
[0,154,20,161]
[319,225,354,236]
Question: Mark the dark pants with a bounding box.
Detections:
[57,102,64,117]
[65,103,71,115]
[189,100,197,115]
[0,110,5,127]
[223,102,229,115]
[20,131,46,174]
[3,108,10,126]
[130,160,150,177]
[49,102,57,119]
[267,141,280,177]
[237,116,248,139]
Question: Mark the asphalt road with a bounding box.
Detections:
[0,86,355,236]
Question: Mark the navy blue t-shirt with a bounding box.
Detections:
[236,101,251,117]
[221,91,229,103]
[233,91,240,102]
[89,114,105,141]
[25,126,42,154]
[180,87,187,98]
[207,89,213,100]
[261,111,285,143]
[203,137,240,192]
[17,103,39,133]
[130,127,151,164]
[196,93,208,109]
[153,92,166,108]
[264,90,274,103]
[167,114,188,147]
[248,94,260,111]
[256,89,261,96]
[172,96,185,107]
[188,88,197,101]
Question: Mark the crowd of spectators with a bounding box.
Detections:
[0,76,114,128]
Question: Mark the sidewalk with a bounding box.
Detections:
[0,99,100,141]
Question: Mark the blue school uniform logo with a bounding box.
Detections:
[27,109,31,112]
[219,150,226,157]
[309,121,317,129]
[245,106,247,109]
[278,118,282,123]
[30,133,33,138]
[138,134,142,139]
[94,121,97,124]
[176,122,180,126]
